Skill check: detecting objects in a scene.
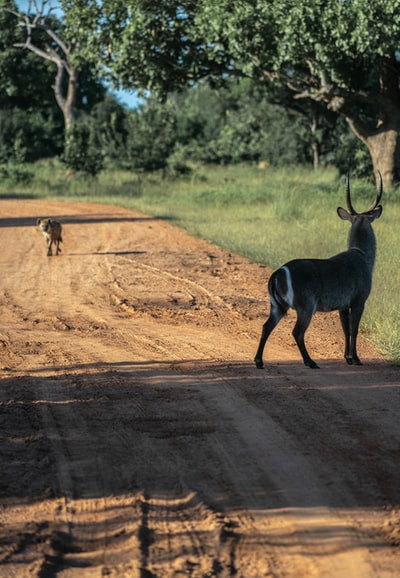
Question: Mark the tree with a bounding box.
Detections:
[5,0,77,130]
[4,0,103,131]
[202,0,400,188]
[84,0,400,187]
[0,3,65,161]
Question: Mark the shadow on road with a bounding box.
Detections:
[1,358,399,509]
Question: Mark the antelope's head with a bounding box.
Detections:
[337,172,383,224]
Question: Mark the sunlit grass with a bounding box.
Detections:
[2,160,400,362]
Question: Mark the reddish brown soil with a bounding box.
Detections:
[0,199,399,578]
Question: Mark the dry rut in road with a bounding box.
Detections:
[0,199,399,578]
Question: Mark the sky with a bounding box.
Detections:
[111,89,141,110]
[16,0,140,109]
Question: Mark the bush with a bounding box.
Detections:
[0,109,63,163]
[124,101,177,171]
[0,136,33,185]
[63,122,104,177]
[0,162,34,185]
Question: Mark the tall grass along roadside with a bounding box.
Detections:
[2,161,399,362]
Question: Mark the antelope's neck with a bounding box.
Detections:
[349,220,376,268]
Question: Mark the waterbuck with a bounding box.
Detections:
[254,173,383,369]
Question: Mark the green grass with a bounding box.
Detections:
[2,160,400,362]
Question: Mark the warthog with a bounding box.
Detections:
[37,218,63,256]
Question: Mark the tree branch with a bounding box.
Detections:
[4,3,77,130]
[5,5,73,72]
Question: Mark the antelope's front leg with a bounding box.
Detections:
[348,303,364,365]
[339,309,351,362]
[292,308,319,369]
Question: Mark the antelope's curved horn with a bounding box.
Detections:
[366,170,383,212]
[346,172,357,214]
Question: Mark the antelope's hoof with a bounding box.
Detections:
[346,356,362,366]
[254,358,264,369]
[306,360,320,369]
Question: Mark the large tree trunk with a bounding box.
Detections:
[347,116,400,190]
[322,55,400,189]
[347,56,400,190]
[349,56,400,189]
[365,129,399,190]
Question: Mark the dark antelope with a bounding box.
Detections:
[254,173,383,369]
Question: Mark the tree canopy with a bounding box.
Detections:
[72,0,400,186]
[3,0,400,183]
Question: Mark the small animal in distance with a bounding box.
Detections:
[37,218,63,256]
[254,172,383,369]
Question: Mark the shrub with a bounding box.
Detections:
[63,122,104,177]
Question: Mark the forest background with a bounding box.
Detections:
[0,0,382,180]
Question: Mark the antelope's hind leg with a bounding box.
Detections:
[254,301,287,369]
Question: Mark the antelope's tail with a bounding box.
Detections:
[268,266,293,311]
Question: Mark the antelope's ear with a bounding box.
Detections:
[337,207,352,221]
[368,205,383,221]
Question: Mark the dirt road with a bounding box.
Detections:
[0,199,399,578]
